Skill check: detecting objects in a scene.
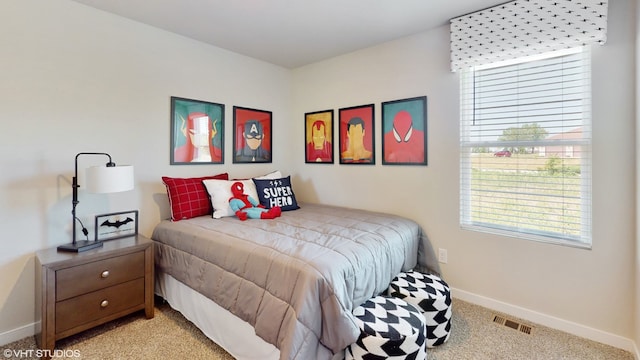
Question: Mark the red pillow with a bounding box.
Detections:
[162,173,229,221]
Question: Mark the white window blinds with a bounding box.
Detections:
[459,47,592,246]
[450,0,608,72]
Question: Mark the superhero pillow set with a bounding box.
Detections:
[174,170,298,221]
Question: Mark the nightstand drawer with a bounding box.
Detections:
[56,251,145,301]
[55,278,144,334]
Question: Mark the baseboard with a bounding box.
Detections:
[0,322,36,347]
[452,287,637,355]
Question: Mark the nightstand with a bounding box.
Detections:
[35,235,154,358]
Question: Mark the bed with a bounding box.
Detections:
[152,179,439,360]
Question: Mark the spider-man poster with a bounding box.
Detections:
[381,96,427,166]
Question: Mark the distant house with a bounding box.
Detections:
[538,127,583,158]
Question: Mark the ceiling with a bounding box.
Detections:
[72,0,506,69]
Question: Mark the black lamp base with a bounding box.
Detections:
[57,240,104,252]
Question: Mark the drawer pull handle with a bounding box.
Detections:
[100,300,109,308]
[101,270,110,278]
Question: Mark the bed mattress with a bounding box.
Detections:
[151,203,438,360]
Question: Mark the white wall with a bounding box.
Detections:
[0,0,291,342]
[291,0,636,351]
[635,0,640,356]
[0,0,637,354]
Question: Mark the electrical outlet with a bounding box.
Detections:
[438,248,448,264]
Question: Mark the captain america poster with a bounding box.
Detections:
[233,106,272,163]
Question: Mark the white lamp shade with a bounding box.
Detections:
[86,165,134,193]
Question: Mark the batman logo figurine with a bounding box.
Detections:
[101,217,134,228]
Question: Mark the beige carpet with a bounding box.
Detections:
[3,298,633,359]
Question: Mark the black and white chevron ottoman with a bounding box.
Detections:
[345,295,427,360]
[387,271,452,348]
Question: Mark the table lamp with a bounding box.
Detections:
[57,152,134,252]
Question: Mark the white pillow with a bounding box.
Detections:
[254,170,282,180]
[203,179,260,218]
[202,171,284,219]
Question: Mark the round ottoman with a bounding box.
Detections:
[345,296,427,360]
[388,271,452,347]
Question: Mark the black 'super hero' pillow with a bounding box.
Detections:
[252,176,300,211]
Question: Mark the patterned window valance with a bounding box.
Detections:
[450,0,608,71]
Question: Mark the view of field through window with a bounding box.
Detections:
[468,151,584,241]
[460,48,591,245]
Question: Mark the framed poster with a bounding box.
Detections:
[94,210,138,241]
[304,109,334,163]
[338,104,375,164]
[233,106,272,163]
[381,96,427,165]
[170,96,225,165]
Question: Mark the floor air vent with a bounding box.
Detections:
[492,315,533,335]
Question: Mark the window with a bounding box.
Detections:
[459,47,592,247]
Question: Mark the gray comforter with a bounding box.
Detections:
[152,203,439,360]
